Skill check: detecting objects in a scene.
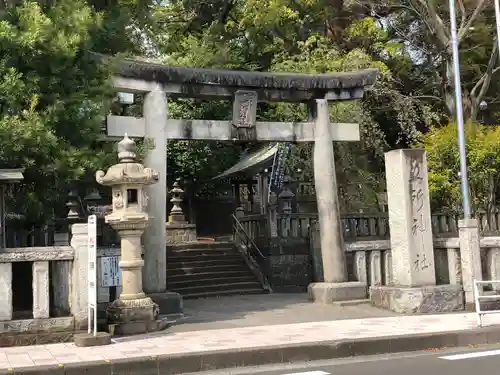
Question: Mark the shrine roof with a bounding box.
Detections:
[0,169,24,183]
[94,53,378,91]
[213,145,278,180]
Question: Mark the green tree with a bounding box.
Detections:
[0,0,117,220]
[152,1,442,206]
[268,32,435,211]
[419,122,500,215]
[364,0,500,122]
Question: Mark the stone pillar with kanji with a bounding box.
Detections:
[369,149,464,313]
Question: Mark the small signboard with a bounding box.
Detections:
[100,256,122,287]
[87,215,97,336]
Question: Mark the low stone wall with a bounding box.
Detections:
[0,221,187,347]
[0,242,139,343]
[0,246,77,346]
[0,247,73,321]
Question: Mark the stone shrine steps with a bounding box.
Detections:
[166,241,268,299]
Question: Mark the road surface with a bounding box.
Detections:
[186,344,500,375]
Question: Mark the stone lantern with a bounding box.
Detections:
[278,176,295,237]
[278,175,295,214]
[95,134,160,334]
[166,178,197,244]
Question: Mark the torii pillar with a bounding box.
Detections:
[307,99,368,303]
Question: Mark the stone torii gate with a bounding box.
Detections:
[106,57,378,304]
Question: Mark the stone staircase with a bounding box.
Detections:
[166,241,268,299]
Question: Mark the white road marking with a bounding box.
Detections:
[282,372,330,375]
[439,349,500,360]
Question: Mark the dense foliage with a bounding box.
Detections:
[420,122,500,215]
[0,0,155,219]
[2,0,500,217]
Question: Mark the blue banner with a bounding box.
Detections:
[269,142,292,192]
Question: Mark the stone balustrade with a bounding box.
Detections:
[0,225,140,346]
[0,246,73,322]
[238,211,500,243]
[313,237,500,297]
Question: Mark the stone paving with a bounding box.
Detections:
[169,293,399,332]
[1,306,500,368]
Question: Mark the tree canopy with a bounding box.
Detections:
[2,0,500,217]
[419,122,500,215]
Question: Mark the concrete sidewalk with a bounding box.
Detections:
[1,312,500,374]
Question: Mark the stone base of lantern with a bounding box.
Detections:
[106,297,165,335]
[369,284,464,314]
[166,222,197,244]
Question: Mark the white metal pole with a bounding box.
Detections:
[94,309,97,337]
[449,0,472,218]
[494,0,500,56]
[88,307,91,334]
[473,280,482,327]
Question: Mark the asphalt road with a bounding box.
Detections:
[185,344,500,375]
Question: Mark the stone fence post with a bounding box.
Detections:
[70,223,89,329]
[459,218,482,308]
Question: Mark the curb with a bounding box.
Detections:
[4,327,500,374]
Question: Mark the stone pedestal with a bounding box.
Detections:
[308,99,366,302]
[105,221,160,334]
[107,298,160,335]
[166,223,197,244]
[370,284,463,313]
[370,149,463,313]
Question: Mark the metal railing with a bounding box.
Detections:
[473,279,500,327]
[233,214,265,262]
[232,214,271,292]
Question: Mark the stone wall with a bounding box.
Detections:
[264,238,313,293]
[0,243,143,346]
